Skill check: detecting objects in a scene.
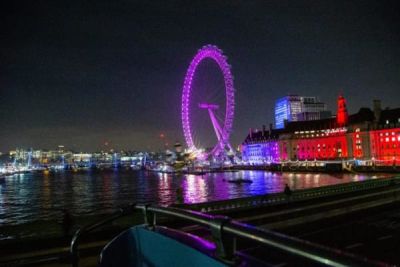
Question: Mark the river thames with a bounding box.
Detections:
[0,170,392,228]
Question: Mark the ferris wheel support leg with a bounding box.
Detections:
[207,109,234,154]
[208,109,223,143]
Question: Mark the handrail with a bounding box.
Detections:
[135,205,386,267]
[69,204,389,267]
[70,204,137,267]
[224,221,378,267]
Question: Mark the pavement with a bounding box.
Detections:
[281,201,400,265]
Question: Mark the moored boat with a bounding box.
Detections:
[226,178,252,184]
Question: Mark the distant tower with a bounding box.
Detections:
[27,149,32,169]
[174,142,183,162]
[373,99,382,122]
[174,142,182,153]
[336,94,348,126]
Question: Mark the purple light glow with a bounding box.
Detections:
[181,45,235,157]
[242,141,280,165]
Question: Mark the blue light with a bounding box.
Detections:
[242,142,280,164]
[275,97,289,129]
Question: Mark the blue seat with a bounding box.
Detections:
[99,225,227,267]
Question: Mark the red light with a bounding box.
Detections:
[337,94,348,126]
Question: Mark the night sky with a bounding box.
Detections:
[1,0,399,152]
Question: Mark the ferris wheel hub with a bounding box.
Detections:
[198,103,219,110]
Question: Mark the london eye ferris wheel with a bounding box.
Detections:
[181,45,235,160]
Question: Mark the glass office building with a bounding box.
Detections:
[275,95,330,129]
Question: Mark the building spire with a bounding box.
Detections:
[336,93,348,126]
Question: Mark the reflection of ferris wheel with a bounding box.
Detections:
[181,45,235,158]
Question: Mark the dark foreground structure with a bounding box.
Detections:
[2,176,400,267]
[0,204,387,267]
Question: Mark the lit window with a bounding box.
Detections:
[386,137,389,142]
[386,120,389,124]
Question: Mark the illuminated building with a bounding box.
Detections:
[243,95,400,166]
[275,95,331,129]
[370,106,400,164]
[242,125,280,164]
[275,95,301,129]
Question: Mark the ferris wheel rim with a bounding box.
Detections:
[181,44,235,158]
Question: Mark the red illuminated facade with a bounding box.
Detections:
[242,96,400,166]
[370,129,400,164]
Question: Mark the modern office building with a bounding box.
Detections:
[275,95,301,129]
[274,95,331,129]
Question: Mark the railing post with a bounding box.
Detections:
[70,228,82,267]
[210,215,236,263]
[69,206,130,267]
[143,204,155,229]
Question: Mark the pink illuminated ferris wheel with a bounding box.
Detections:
[181,45,235,158]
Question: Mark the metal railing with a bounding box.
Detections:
[70,205,137,267]
[175,176,400,213]
[70,204,388,267]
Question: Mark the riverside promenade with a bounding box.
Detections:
[176,175,400,215]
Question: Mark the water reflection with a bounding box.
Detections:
[0,170,393,226]
[184,174,207,203]
[0,183,6,225]
[41,175,51,211]
[158,173,173,204]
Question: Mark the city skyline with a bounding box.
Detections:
[1,0,399,151]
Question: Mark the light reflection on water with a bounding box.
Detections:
[0,170,392,226]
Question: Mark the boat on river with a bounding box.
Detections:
[226,178,253,184]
